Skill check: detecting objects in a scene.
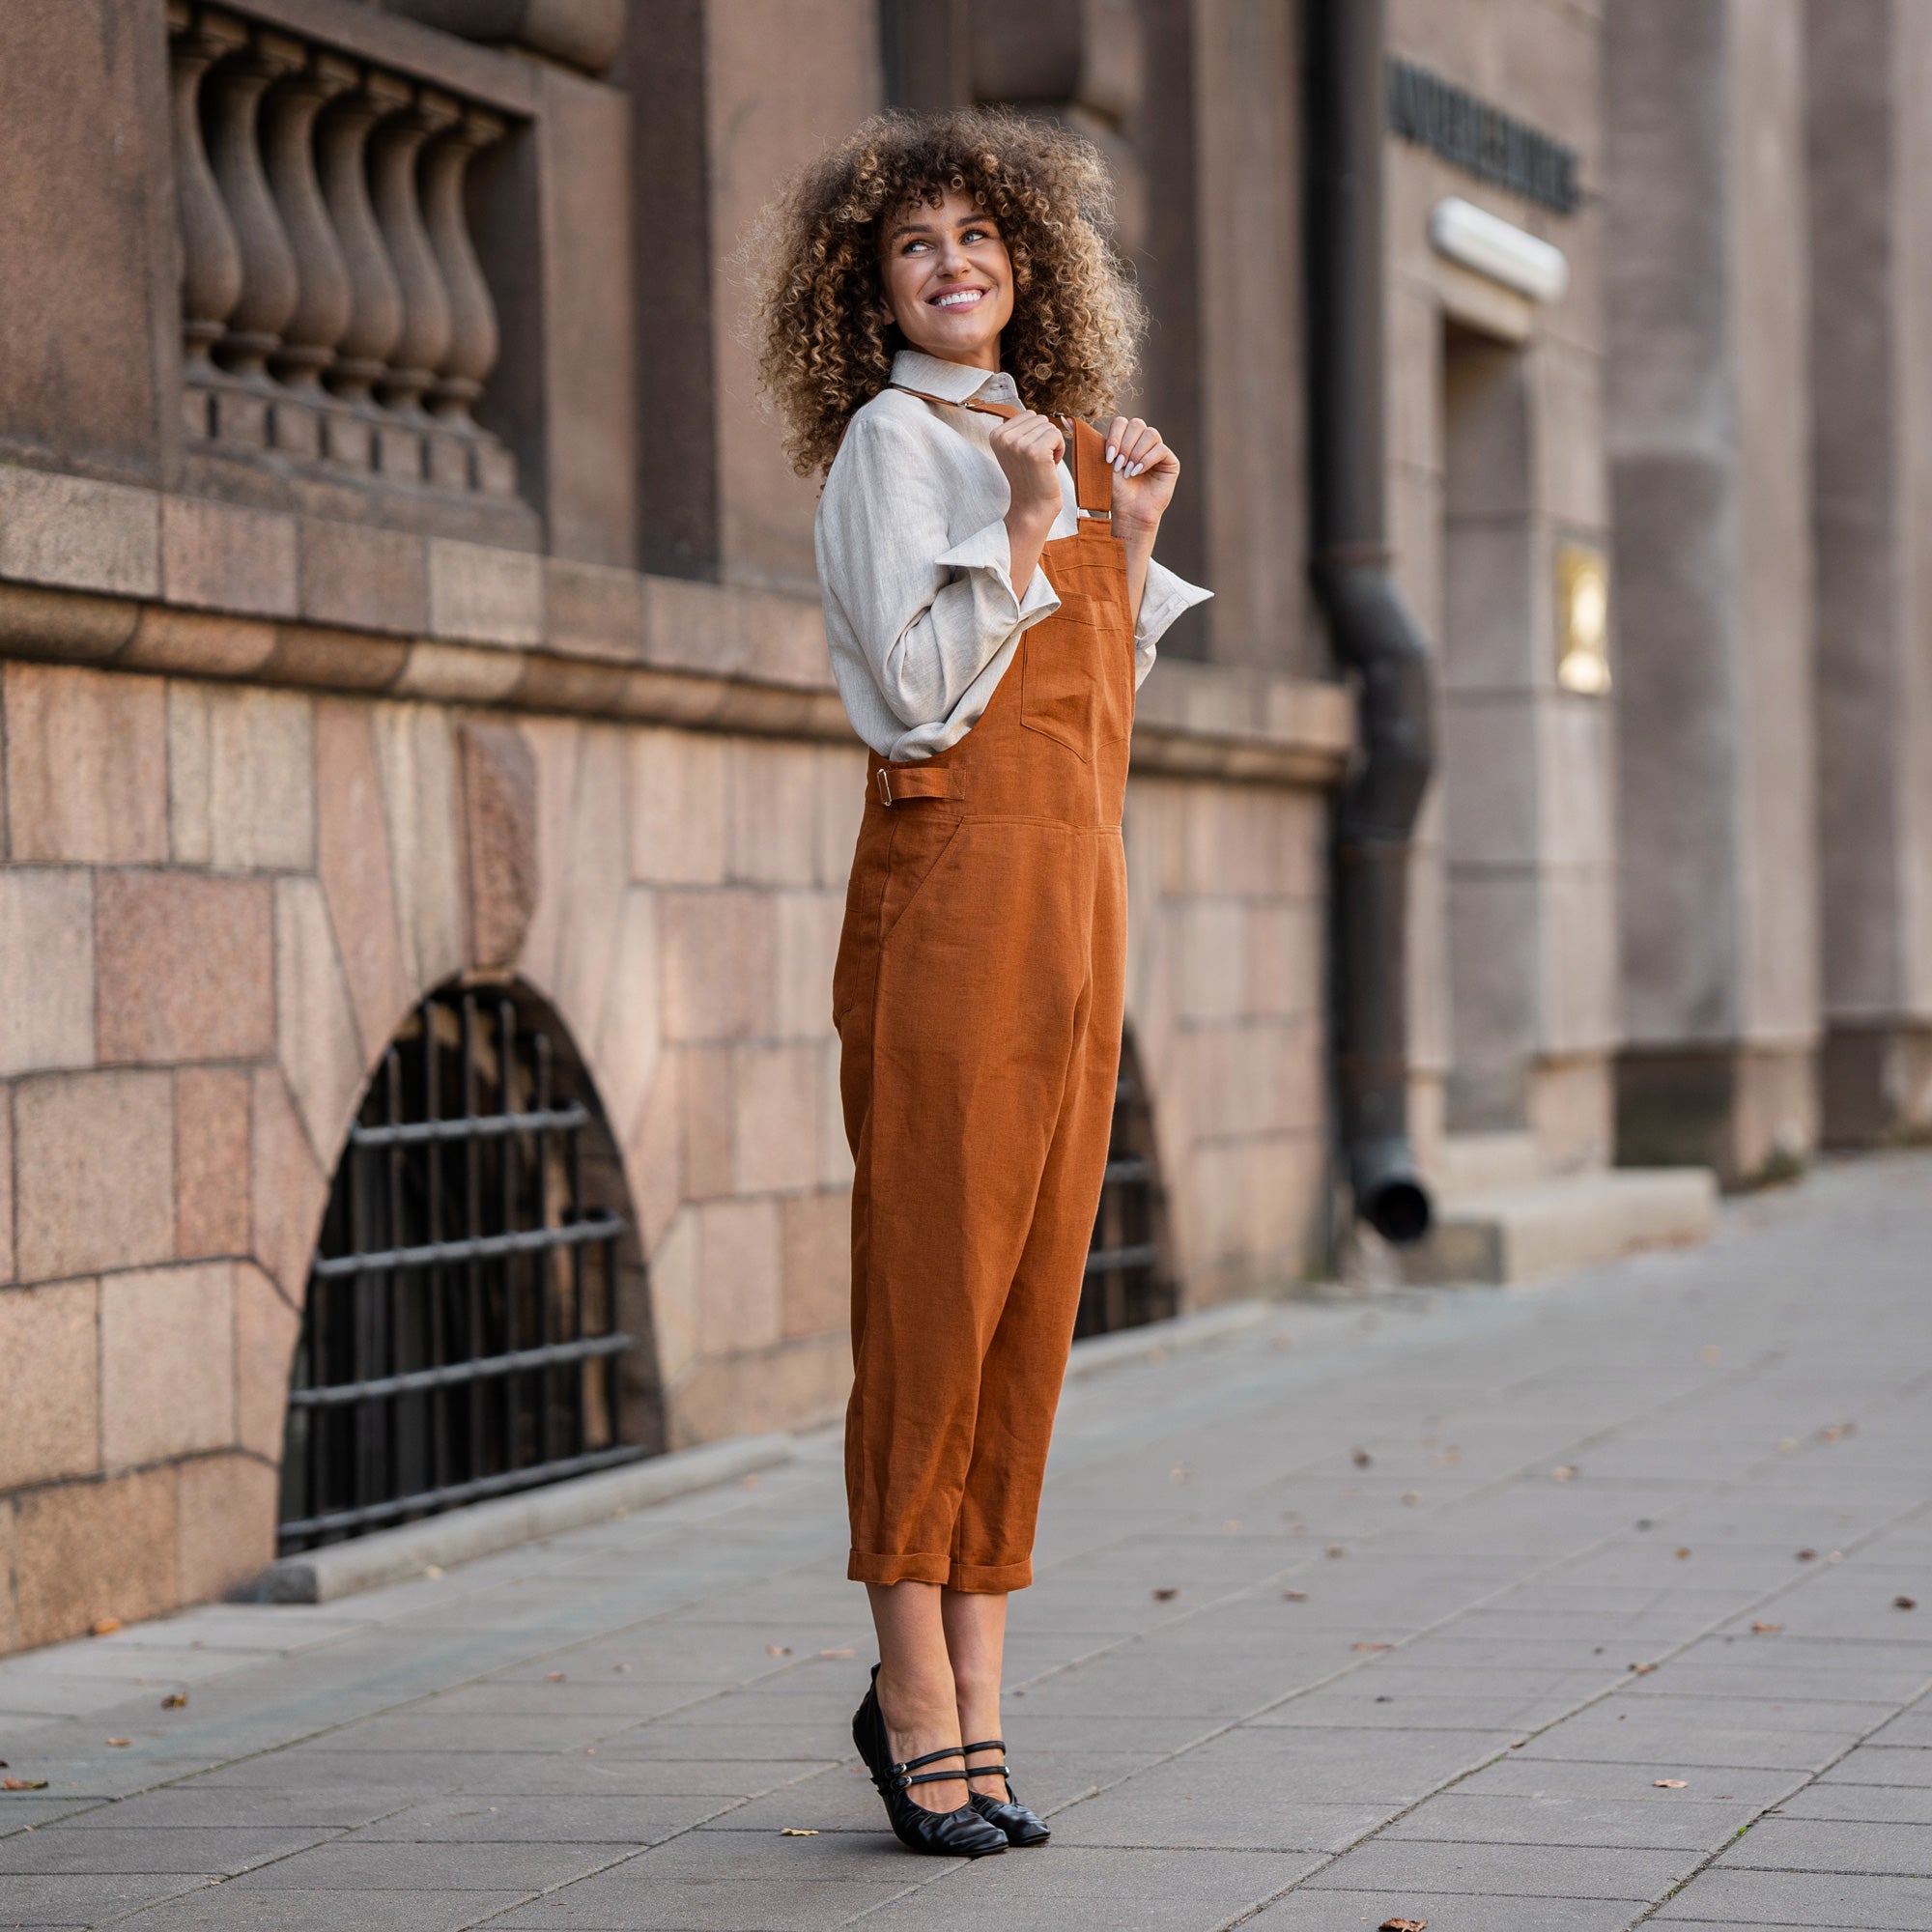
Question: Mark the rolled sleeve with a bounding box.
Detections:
[1132,557,1214,688]
[819,413,1062,732]
[936,518,1064,625]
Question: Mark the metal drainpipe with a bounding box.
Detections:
[1305,0,1435,1246]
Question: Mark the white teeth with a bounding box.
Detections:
[933,290,983,308]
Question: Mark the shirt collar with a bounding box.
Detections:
[890,349,1019,408]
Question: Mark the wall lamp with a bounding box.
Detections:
[1429,195,1570,303]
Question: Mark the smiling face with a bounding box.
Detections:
[878,187,1016,372]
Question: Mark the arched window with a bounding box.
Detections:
[1077,1028,1176,1338]
[278,983,651,1552]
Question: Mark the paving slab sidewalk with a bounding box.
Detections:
[3,1152,1931,1931]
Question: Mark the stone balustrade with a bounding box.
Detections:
[166,1,516,499]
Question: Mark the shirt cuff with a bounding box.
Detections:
[1136,558,1213,653]
[936,519,1064,625]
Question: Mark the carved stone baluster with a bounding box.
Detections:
[204,28,303,397]
[317,71,410,469]
[420,107,507,490]
[423,108,505,427]
[370,86,460,445]
[265,51,357,396]
[167,2,247,434]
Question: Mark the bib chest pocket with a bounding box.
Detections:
[1019,551,1134,763]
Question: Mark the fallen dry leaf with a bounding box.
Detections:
[1,1777,48,1792]
[819,1646,857,1659]
[766,1644,792,1657]
[1675,1548,1692,1561]
[1326,1544,1347,1558]
[1551,1465,1578,1483]
[1151,1587,1180,1601]
[1630,1662,1658,1675]
[1895,1596,1918,1611]
[90,1617,122,1637]
[1435,1446,1462,1466]
[1402,1492,1422,1506]
[1283,1590,1309,1602]
[1509,1739,1526,1748]
[546,1672,566,1683]
[105,1739,131,1748]
[1750,1621,1783,1634]
[1796,1548,1818,1562]
[1654,1778,1689,1789]
[1380,1919,1429,1931]
[780,1827,819,1836]
[1351,1448,1373,1468]
[1353,1641,1394,1653]
[160,1693,187,1710]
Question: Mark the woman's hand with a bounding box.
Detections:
[991,410,1065,595]
[1104,416,1178,627]
[1104,416,1179,539]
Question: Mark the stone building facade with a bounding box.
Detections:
[0,0,1925,1655]
[0,0,1345,1653]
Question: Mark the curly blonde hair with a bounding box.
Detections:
[754,108,1145,477]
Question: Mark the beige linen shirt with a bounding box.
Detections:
[815,350,1212,761]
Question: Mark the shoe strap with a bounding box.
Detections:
[903,1765,971,1789]
[961,1740,1014,1796]
[898,1744,966,1774]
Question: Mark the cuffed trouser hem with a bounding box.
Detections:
[847,1549,1033,1592]
[946,1556,1031,1593]
[848,1548,952,1587]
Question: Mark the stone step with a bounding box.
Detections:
[1405,1165,1719,1287]
[1435,1129,1543,1194]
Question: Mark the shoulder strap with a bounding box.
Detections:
[891,385,1113,520]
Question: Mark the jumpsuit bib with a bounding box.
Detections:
[833,396,1132,1593]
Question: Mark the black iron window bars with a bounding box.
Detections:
[1077,1045,1175,1338]
[278,986,642,1551]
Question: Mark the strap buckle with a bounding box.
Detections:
[873,765,957,809]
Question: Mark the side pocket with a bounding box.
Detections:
[878,810,966,947]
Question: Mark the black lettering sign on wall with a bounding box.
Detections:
[1386,59,1581,216]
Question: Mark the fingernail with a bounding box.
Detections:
[1105,444,1117,463]
[1128,462,1143,476]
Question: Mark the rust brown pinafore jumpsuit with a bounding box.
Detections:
[833,392,1132,1593]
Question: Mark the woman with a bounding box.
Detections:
[756,109,1207,1859]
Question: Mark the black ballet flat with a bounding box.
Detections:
[852,1666,1008,1858]
[963,1738,1051,1847]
